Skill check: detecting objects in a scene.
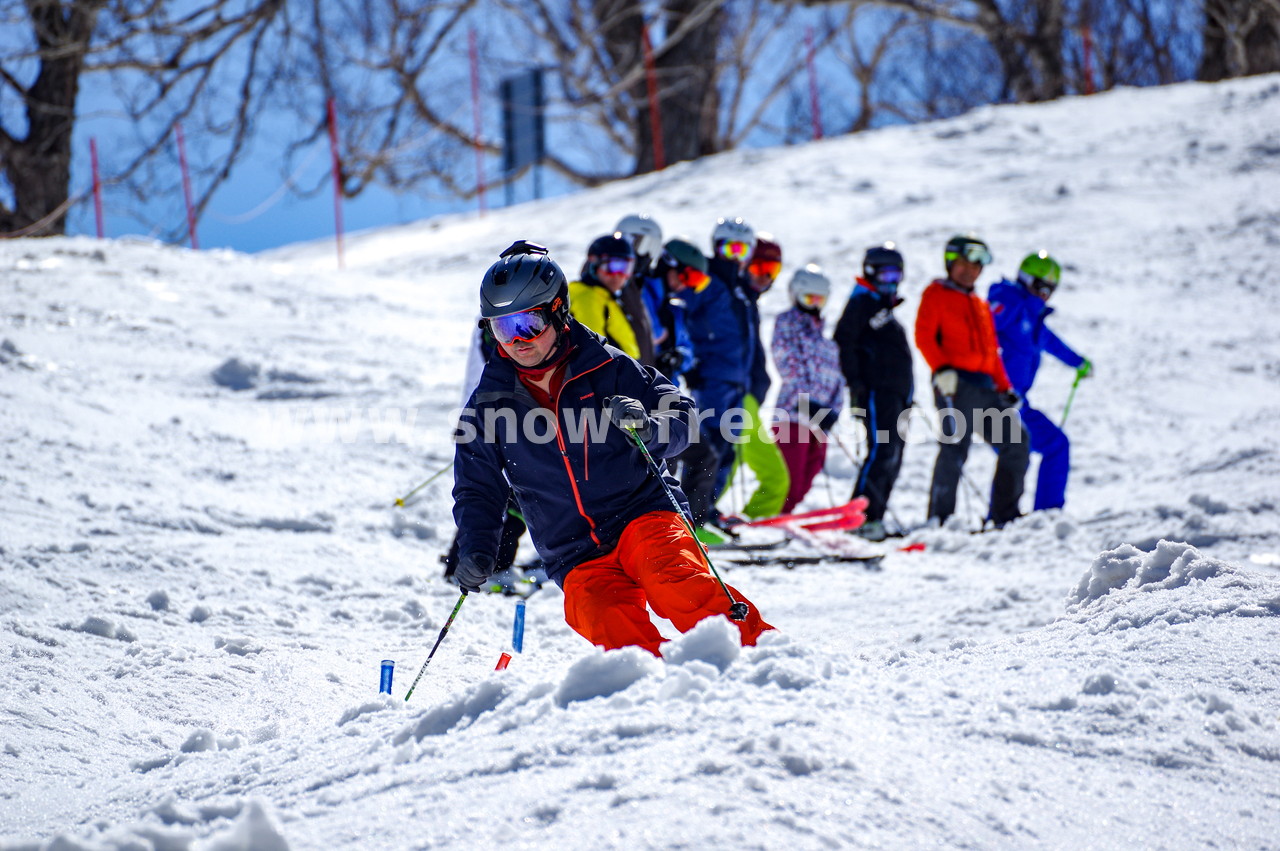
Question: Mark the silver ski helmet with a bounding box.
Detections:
[615,213,663,265]
[479,240,570,326]
[789,263,831,309]
[711,216,755,261]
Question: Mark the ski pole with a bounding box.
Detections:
[404,591,467,701]
[625,427,748,622]
[393,460,454,508]
[1060,372,1083,428]
[831,429,906,533]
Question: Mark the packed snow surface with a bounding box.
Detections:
[4,76,1280,849]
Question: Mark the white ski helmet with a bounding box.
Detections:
[615,213,663,262]
[711,216,755,251]
[788,264,831,302]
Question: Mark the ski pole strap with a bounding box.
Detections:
[624,427,747,622]
[404,591,467,701]
[394,460,455,507]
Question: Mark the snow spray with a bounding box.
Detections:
[379,660,395,694]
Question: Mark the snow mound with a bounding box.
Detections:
[1068,539,1235,605]
[193,800,290,851]
[554,647,662,708]
[662,615,741,672]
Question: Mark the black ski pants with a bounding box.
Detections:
[928,380,1029,527]
[854,389,909,523]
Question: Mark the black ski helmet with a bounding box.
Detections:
[863,242,905,290]
[587,232,636,260]
[943,234,991,269]
[479,240,570,326]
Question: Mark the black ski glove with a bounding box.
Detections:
[604,395,653,442]
[656,348,684,380]
[454,552,495,593]
[998,389,1022,410]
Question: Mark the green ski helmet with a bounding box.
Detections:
[943,234,991,269]
[1017,250,1062,299]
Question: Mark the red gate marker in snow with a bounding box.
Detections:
[175,124,199,249]
[494,652,512,671]
[806,27,823,140]
[90,138,104,239]
[468,28,488,214]
[641,24,665,171]
[327,98,346,269]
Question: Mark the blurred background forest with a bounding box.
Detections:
[2,0,1277,250]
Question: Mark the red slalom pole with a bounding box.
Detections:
[175,124,199,249]
[641,24,665,171]
[468,28,488,214]
[326,98,346,269]
[805,27,823,140]
[89,138,104,239]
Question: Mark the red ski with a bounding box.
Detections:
[733,497,869,533]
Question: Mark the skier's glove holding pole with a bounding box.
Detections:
[933,369,959,398]
[453,552,495,594]
[604,395,654,443]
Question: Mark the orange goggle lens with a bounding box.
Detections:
[718,240,752,261]
[749,259,781,281]
[679,266,711,292]
[799,292,827,308]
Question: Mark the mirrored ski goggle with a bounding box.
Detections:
[598,255,635,276]
[955,243,991,266]
[870,265,903,285]
[748,259,782,281]
[678,265,711,292]
[1019,272,1058,298]
[486,307,551,344]
[799,292,827,308]
[718,240,752,261]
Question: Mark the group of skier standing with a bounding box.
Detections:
[443,218,1092,658]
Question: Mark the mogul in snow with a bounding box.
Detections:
[451,240,772,656]
[988,251,1093,511]
[915,234,1029,529]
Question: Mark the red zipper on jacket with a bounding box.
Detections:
[550,359,611,547]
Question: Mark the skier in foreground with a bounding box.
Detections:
[451,240,772,656]
[988,251,1093,511]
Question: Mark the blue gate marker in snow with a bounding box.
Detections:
[379,660,395,694]
[512,599,526,654]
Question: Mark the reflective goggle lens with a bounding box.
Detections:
[600,256,635,276]
[800,292,827,308]
[749,259,782,281]
[719,240,751,261]
[679,266,711,292]
[488,308,549,344]
[874,265,903,284]
[962,244,991,266]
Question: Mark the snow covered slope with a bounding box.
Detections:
[3,75,1280,849]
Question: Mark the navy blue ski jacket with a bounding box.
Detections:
[988,279,1084,397]
[681,263,752,391]
[452,321,695,585]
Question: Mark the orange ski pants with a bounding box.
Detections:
[562,510,773,656]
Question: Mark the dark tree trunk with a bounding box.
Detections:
[0,1,101,236]
[633,1,724,173]
[1200,0,1280,81]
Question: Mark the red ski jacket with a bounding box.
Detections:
[914,278,1011,392]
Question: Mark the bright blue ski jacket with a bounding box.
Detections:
[988,279,1084,396]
